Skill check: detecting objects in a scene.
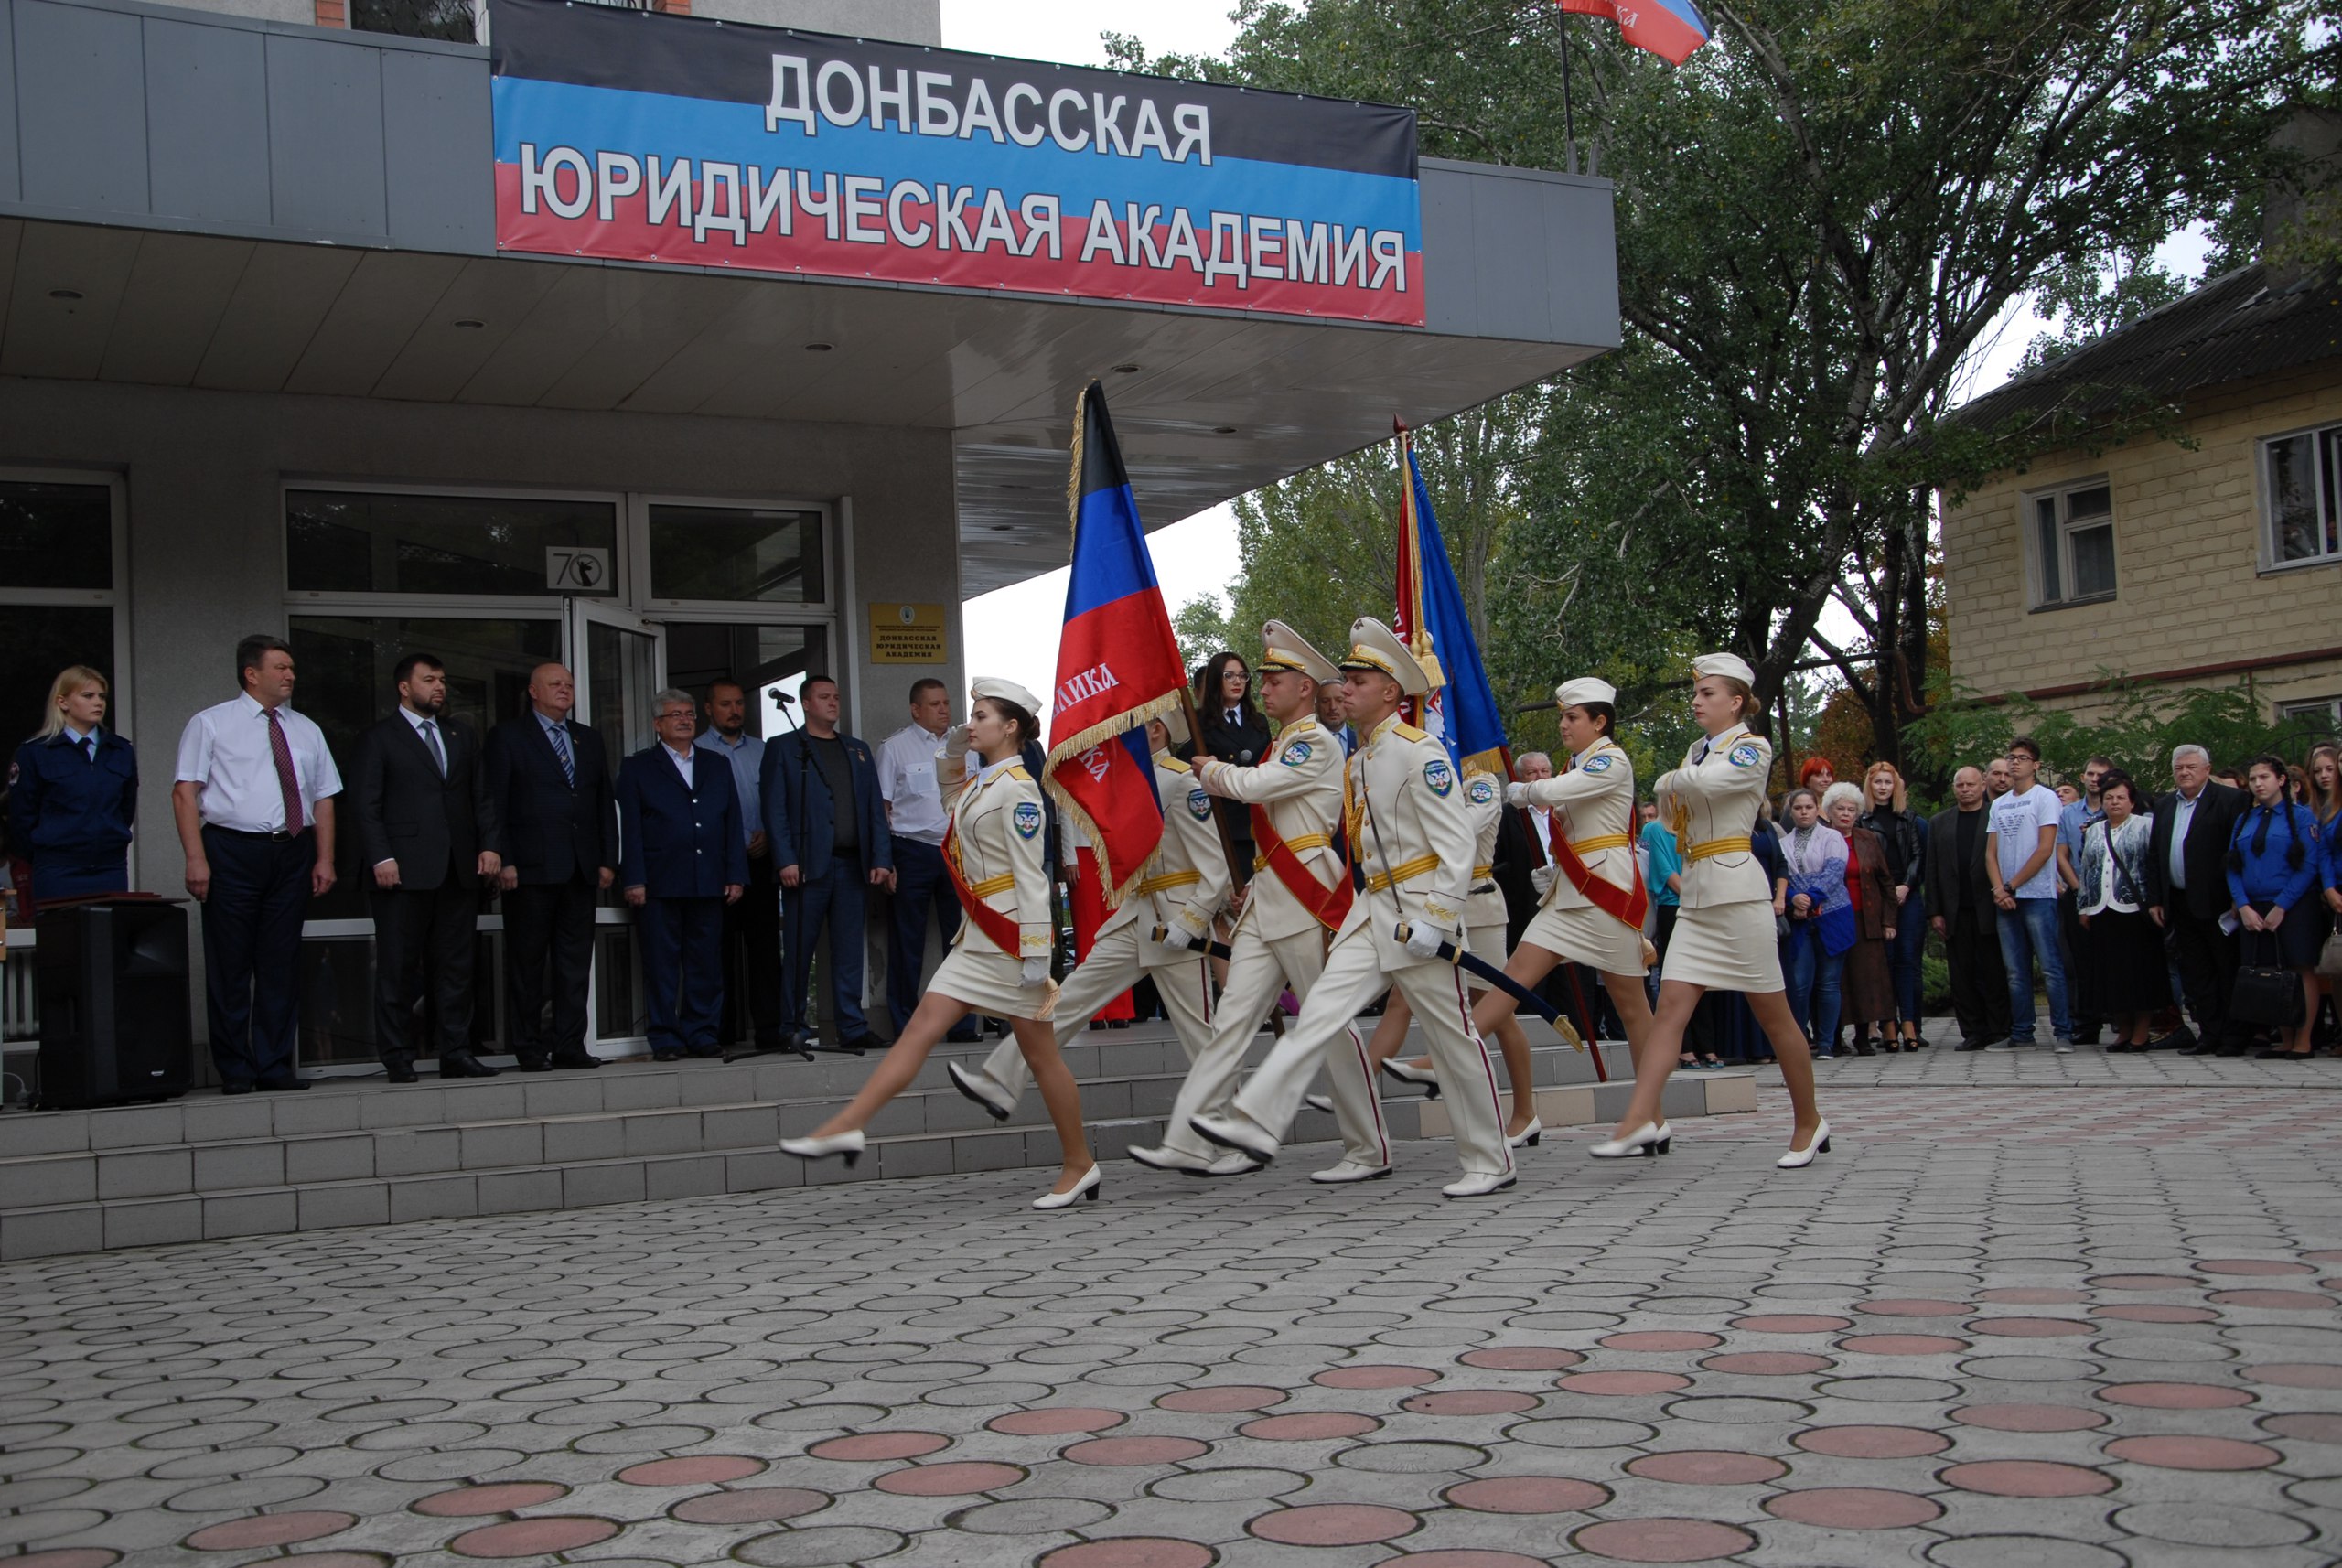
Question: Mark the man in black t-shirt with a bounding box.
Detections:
[1926,766,2010,1049]
[761,676,894,1051]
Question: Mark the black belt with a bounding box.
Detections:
[205,824,306,842]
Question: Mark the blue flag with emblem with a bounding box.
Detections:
[1393,429,1509,777]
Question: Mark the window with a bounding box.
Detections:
[647,504,826,606]
[287,489,618,598]
[2027,480,2116,608]
[2260,424,2342,570]
[0,475,124,750]
[2279,696,2342,733]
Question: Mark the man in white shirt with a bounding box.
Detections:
[703,678,787,1051]
[172,634,342,1093]
[876,678,978,1044]
[1984,735,2071,1049]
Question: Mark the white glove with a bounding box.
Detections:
[1020,955,1050,986]
[1531,865,1556,898]
[1158,925,1202,953]
[1505,780,1531,808]
[943,723,973,763]
[1403,923,1447,961]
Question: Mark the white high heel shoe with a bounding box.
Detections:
[1508,1117,1543,1149]
[1379,1058,1441,1100]
[1034,1164,1101,1209]
[1776,1118,1832,1169]
[1589,1122,1672,1159]
[779,1130,866,1166]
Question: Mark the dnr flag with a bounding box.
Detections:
[1044,382,1189,908]
[1559,0,1711,65]
[1394,431,1509,779]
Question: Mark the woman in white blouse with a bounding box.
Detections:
[2078,769,2169,1053]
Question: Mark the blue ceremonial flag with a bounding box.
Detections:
[1393,432,1509,778]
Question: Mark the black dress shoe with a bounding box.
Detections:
[1956,1040,1987,1052]
[651,1048,683,1062]
[258,1077,311,1091]
[514,1057,553,1073]
[438,1050,500,1079]
[549,1052,603,1069]
[384,1061,420,1084]
[834,1033,879,1053]
[220,1081,256,1095]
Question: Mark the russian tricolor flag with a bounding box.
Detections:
[1043,383,1191,908]
[1562,0,1711,65]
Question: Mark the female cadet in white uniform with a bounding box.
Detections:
[1601,654,1828,1168]
[781,679,1102,1208]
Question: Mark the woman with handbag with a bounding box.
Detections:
[2078,771,2170,1052]
[1857,762,1928,1052]
[2228,754,2325,1060]
[1778,788,1853,1060]
[2307,743,2340,1053]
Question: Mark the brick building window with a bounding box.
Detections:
[2025,479,2116,609]
[2260,424,2342,570]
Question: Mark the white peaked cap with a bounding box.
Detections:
[1339,618,1432,697]
[1692,652,1756,687]
[970,676,1044,716]
[1258,620,1341,685]
[1555,677,1616,709]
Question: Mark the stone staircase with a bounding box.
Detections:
[0,1020,1754,1259]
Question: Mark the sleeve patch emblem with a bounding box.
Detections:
[1280,740,1313,766]
[1727,743,1763,769]
[1187,788,1213,821]
[1012,801,1043,839]
[1423,759,1454,796]
[1466,779,1496,805]
[1583,754,1614,773]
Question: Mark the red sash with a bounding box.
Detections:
[1251,803,1353,932]
[1548,814,1651,932]
[944,816,1026,957]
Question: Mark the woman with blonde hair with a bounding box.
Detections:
[1826,782,1898,1055]
[1856,760,1928,1051]
[7,665,139,910]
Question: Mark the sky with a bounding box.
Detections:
[944,0,2221,725]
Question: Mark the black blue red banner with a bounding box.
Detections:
[489,0,1424,325]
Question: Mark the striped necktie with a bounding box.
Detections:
[549,723,575,788]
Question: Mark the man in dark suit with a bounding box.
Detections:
[2146,743,2249,1056]
[619,690,747,1060]
[1926,765,2011,1049]
[348,653,503,1083]
[763,674,893,1051]
[484,661,618,1071]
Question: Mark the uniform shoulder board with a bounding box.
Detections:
[1004,765,1034,782]
[1158,755,1192,774]
[1391,720,1429,743]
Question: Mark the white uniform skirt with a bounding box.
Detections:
[1660,899,1784,993]
[1520,901,1648,976]
[929,940,1055,1020]
[1466,918,1511,976]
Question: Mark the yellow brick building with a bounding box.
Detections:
[1941,263,2342,732]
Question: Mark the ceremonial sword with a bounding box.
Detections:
[1152,925,1234,961]
[1394,921,1585,1049]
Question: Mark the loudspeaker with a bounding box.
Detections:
[34,899,191,1110]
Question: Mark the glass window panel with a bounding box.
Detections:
[0,481,112,592]
[2323,430,2342,559]
[2065,484,2111,521]
[2034,498,2061,604]
[2267,435,2322,564]
[2069,521,2117,599]
[286,614,563,920]
[295,937,376,1067]
[661,623,829,740]
[586,620,660,776]
[286,490,618,596]
[648,505,825,604]
[0,606,113,752]
[594,924,643,1045]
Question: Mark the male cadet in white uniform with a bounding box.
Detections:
[1193,618,1516,1198]
[947,711,1230,1114]
[1128,621,1355,1177]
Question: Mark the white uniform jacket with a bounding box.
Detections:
[1651,724,1773,910]
[1463,769,1507,931]
[1338,714,1476,967]
[1520,736,1638,914]
[943,757,1054,960]
[1112,750,1233,969]
[1195,716,1345,943]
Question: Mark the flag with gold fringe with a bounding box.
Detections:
[1394,424,1510,780]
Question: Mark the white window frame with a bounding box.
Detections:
[2256,421,2342,574]
[2277,695,2342,732]
[282,478,630,612]
[2023,477,2118,610]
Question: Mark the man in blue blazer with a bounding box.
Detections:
[762,675,894,1050]
[619,690,748,1060]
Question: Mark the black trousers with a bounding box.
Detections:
[721,854,783,1044]
[199,826,315,1088]
[503,878,596,1063]
[1944,903,2011,1043]
[2166,900,2240,1046]
[371,877,478,1064]
[2057,890,2102,1034]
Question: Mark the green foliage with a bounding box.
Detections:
[1172,594,1235,673]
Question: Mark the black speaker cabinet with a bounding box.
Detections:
[34,898,192,1110]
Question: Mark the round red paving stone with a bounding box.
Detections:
[2105,1435,2282,1471]
[1063,1435,1212,1465]
[1249,1504,1416,1545]
[670,1488,830,1525]
[615,1455,763,1486]
[1557,1370,1692,1396]
[1402,1554,1550,1568]
[2210,1289,2337,1310]
[874,1462,1026,1496]
[1447,1476,1612,1512]
[989,1408,1127,1434]
[1951,1404,2108,1433]
[2198,1258,2315,1275]
[1837,1334,1967,1356]
[448,1518,620,1558]
[16,1554,119,1568]
[1314,1365,1438,1389]
[1040,1542,1213,1568]
[1794,1425,1950,1459]
[1627,1450,1788,1485]
[1239,1412,1381,1441]
[186,1513,358,1552]
[1764,1487,1943,1529]
[809,1431,949,1462]
[1968,1316,2091,1337]
[2263,1412,2342,1444]
[1600,1331,1721,1352]
[1157,1385,1284,1412]
[2095,1303,2218,1323]
[1699,1351,1832,1376]
[1856,1299,1966,1317]
[1939,1461,2115,1498]
[1572,1519,1756,1563]
[2307,1250,2342,1263]
[1459,1347,1583,1370]
[2098,1383,2253,1410]
[1404,1390,1542,1416]
[414,1484,568,1517]
[1978,1287,2088,1305]
[1732,1314,1852,1333]
[2245,1363,2342,1389]
[2090,1273,2200,1290]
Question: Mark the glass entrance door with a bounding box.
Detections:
[567,600,664,1051]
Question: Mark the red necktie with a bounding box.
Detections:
[266,708,304,834]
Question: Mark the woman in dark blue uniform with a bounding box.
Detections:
[8,665,137,910]
[2227,753,2323,1059]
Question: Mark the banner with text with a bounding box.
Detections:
[488,0,1424,325]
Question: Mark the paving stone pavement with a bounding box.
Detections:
[5,1036,2342,1567]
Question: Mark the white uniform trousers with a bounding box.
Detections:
[1231,931,1515,1179]
[1151,923,1346,1162]
[975,919,1216,1102]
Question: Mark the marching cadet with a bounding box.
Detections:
[781,679,1102,1210]
[946,709,1230,1118]
[1191,618,1515,1198]
[1128,620,1357,1178]
[1610,654,1828,1167]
